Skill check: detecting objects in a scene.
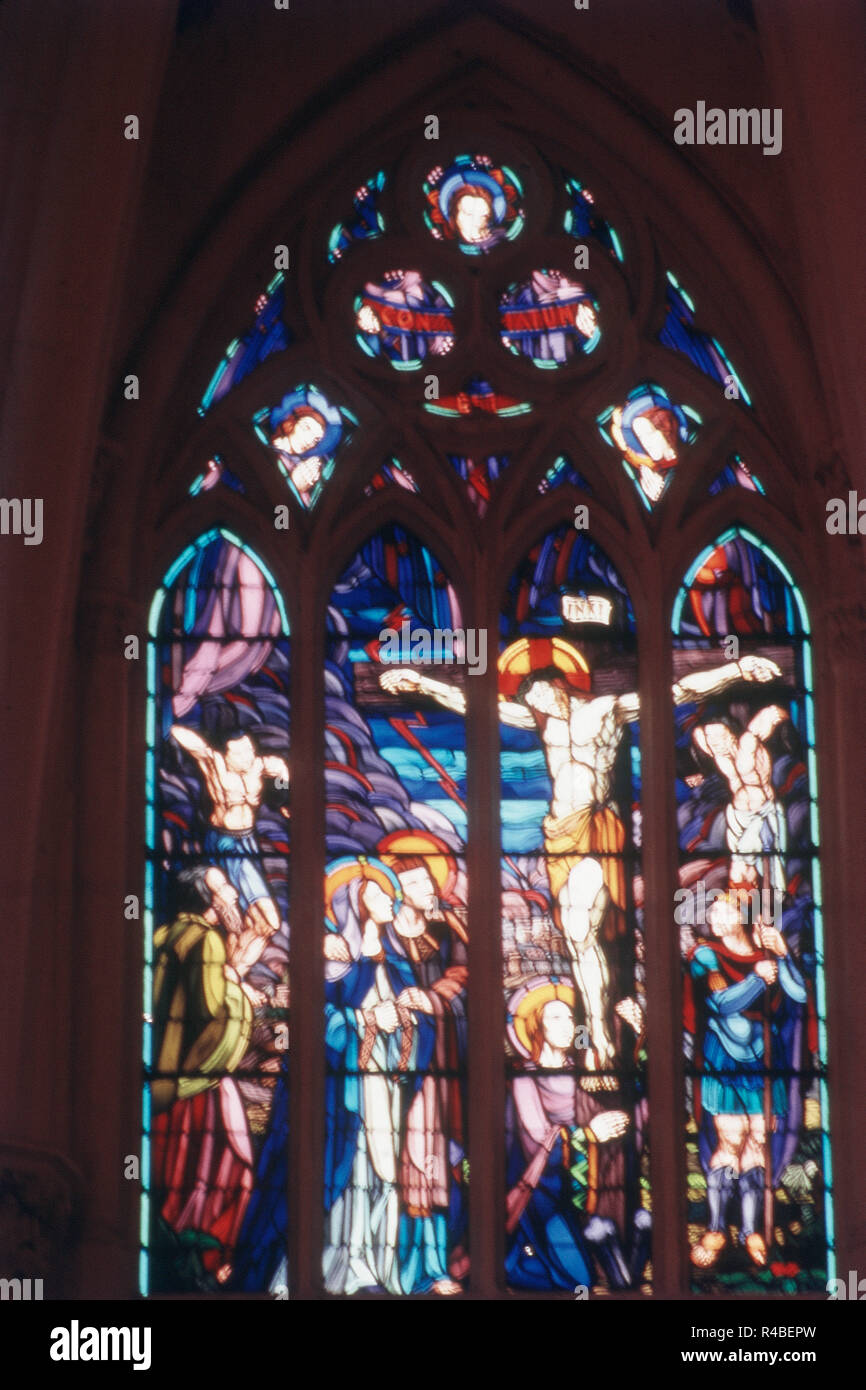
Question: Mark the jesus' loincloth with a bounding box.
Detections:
[542,805,626,941]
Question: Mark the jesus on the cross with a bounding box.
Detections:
[381,639,781,1079]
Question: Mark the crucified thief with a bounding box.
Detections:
[170,724,289,980]
[692,704,790,900]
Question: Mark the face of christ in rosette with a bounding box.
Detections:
[429,158,519,254]
[452,187,495,245]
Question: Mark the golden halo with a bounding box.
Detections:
[611,404,653,471]
[497,636,590,700]
[378,829,456,897]
[324,856,401,925]
[512,980,576,1057]
[610,405,630,455]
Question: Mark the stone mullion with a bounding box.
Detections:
[288,564,326,1298]
[640,572,688,1298]
[465,543,506,1297]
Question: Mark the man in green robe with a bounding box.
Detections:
[150,865,256,1286]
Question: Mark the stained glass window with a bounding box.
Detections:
[144,145,835,1303]
[538,455,593,496]
[328,171,386,262]
[447,454,509,515]
[598,383,701,510]
[253,385,356,510]
[424,377,532,418]
[324,525,469,1294]
[500,526,650,1292]
[363,458,420,497]
[143,529,290,1294]
[500,271,601,366]
[424,155,524,254]
[189,456,246,497]
[563,175,624,263]
[354,272,455,369]
[198,274,291,417]
[661,272,751,404]
[708,456,765,496]
[673,529,831,1292]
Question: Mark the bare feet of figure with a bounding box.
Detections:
[745,1233,767,1267]
[690,1231,726,1268]
[580,1047,618,1092]
[615,997,643,1036]
[431,1278,462,1296]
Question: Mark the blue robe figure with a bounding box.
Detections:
[323,862,436,1294]
[686,906,807,1268]
[231,858,436,1294]
[228,1068,289,1293]
[201,280,290,414]
[505,1075,594,1292]
[660,275,747,400]
[383,913,468,1294]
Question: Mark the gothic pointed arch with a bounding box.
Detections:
[54,5,851,1301]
